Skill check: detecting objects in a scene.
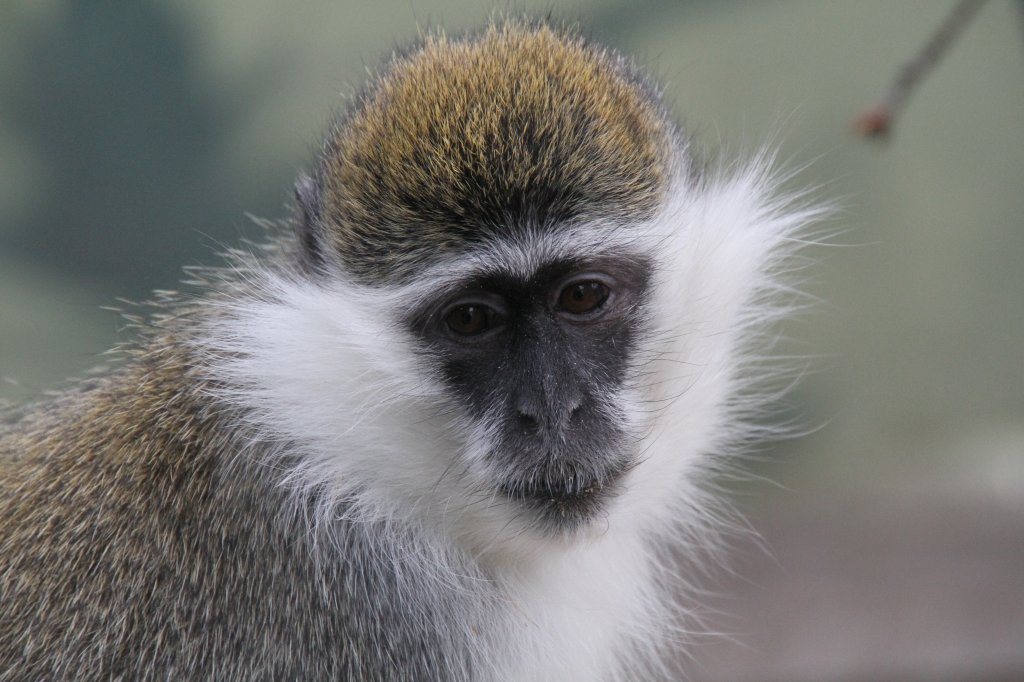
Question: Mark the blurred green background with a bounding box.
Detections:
[2,1,1022,680]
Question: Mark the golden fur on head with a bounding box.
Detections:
[314,19,676,283]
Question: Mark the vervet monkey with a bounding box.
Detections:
[0,19,819,681]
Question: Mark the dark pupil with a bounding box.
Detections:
[446,304,490,335]
[560,281,608,314]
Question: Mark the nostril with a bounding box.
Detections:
[566,396,584,423]
[517,410,539,430]
[515,392,542,431]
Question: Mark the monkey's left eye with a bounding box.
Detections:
[557,280,610,316]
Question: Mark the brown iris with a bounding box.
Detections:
[558,281,610,315]
[445,304,494,336]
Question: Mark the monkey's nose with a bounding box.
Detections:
[515,393,583,435]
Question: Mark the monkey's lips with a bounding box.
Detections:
[497,461,628,523]
[499,475,601,501]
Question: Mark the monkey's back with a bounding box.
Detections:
[0,329,472,681]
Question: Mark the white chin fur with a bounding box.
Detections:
[198,155,823,680]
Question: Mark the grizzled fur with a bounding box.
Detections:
[0,325,479,680]
[306,21,674,284]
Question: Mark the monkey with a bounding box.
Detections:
[0,18,820,682]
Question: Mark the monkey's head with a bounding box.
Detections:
[214,21,804,550]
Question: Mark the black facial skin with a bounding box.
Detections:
[411,254,651,532]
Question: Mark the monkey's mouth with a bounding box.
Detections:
[500,475,605,503]
[497,460,628,524]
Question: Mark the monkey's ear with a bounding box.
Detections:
[294,173,327,274]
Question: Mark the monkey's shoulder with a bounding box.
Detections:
[0,335,473,681]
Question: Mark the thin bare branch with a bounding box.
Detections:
[854,0,989,138]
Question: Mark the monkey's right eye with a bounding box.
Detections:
[444,303,502,337]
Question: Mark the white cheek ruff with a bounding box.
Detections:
[197,275,464,531]
[618,153,830,540]
[195,150,827,681]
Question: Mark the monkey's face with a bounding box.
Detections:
[408,246,651,532]
[279,23,681,538]
[206,22,809,557]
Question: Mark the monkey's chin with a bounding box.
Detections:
[497,463,627,534]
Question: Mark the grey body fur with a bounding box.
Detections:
[0,325,480,680]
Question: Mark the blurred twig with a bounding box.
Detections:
[854,0,989,139]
